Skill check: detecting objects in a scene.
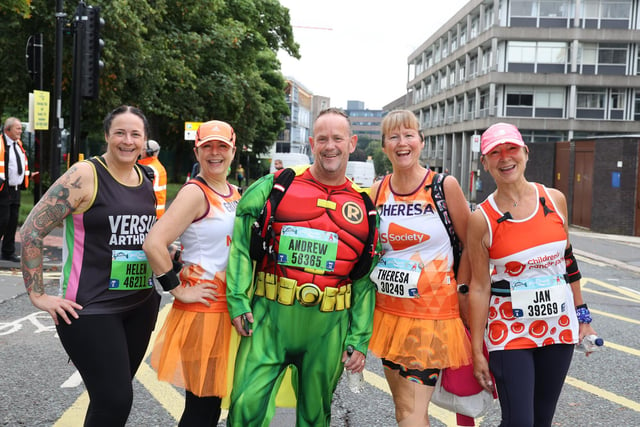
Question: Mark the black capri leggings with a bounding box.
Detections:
[56,292,160,427]
[489,343,574,427]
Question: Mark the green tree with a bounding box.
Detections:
[366,140,391,176]
[0,0,31,18]
[0,0,299,180]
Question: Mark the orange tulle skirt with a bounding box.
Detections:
[369,309,472,370]
[151,307,231,397]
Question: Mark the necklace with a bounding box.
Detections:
[512,199,519,207]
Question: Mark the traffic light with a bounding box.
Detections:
[81,5,104,99]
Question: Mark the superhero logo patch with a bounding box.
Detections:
[342,201,364,225]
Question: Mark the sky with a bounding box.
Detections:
[277,0,470,110]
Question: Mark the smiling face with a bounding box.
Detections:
[309,111,356,185]
[104,112,146,166]
[194,139,236,180]
[481,143,529,183]
[382,125,424,171]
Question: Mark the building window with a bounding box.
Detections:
[598,43,627,64]
[460,25,467,46]
[471,16,479,38]
[633,91,640,120]
[539,0,567,17]
[469,56,478,78]
[597,43,627,74]
[609,89,625,119]
[601,0,631,19]
[535,88,565,118]
[577,88,606,119]
[484,6,494,29]
[507,92,534,106]
[511,0,537,17]
[506,89,534,117]
[507,41,536,62]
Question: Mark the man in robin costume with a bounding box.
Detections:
[226,108,379,427]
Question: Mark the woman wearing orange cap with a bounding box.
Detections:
[143,120,241,426]
[467,122,598,426]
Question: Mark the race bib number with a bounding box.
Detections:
[370,257,421,298]
[510,275,567,318]
[109,250,153,290]
[277,226,338,272]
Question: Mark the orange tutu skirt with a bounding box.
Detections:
[151,307,231,397]
[369,310,472,370]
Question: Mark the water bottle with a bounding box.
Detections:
[344,345,365,393]
[575,335,604,353]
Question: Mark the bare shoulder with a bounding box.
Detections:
[369,179,382,203]
[546,186,567,203]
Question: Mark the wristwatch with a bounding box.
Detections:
[457,283,469,294]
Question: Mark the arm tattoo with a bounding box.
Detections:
[21,181,78,295]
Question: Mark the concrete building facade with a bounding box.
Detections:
[346,100,384,141]
[275,78,314,157]
[408,0,640,203]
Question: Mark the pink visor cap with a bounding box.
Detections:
[480,122,528,155]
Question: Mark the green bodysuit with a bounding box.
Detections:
[226,168,379,426]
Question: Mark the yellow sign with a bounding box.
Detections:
[184,121,203,141]
[33,90,50,130]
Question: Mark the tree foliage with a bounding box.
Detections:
[1,0,299,179]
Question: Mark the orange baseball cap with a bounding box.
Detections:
[195,120,236,148]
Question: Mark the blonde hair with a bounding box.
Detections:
[381,110,422,146]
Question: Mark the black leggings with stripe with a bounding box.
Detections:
[56,292,160,427]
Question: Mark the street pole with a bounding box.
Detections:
[34,33,44,203]
[51,0,65,181]
[69,1,86,165]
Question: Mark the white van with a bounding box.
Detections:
[346,161,376,188]
[269,153,311,173]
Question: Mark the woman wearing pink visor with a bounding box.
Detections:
[467,123,597,426]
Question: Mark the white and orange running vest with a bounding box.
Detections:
[478,183,579,352]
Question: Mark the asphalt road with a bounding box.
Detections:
[1,228,639,426]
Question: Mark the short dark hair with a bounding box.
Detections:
[103,105,149,138]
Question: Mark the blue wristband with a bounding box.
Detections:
[576,305,592,324]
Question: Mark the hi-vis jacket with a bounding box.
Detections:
[0,133,29,190]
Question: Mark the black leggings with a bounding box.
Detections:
[489,344,574,427]
[56,292,160,427]
[178,390,222,427]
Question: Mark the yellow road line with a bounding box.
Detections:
[565,376,640,412]
[582,277,640,302]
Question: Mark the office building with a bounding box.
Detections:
[346,100,384,141]
[408,0,640,202]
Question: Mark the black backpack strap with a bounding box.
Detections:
[425,172,462,274]
[349,190,378,281]
[136,163,155,183]
[249,168,296,261]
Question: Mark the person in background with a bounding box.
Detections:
[226,108,379,426]
[138,139,168,217]
[467,122,597,426]
[236,163,245,187]
[20,105,160,426]
[144,120,240,426]
[367,109,473,426]
[273,158,284,171]
[0,117,30,262]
